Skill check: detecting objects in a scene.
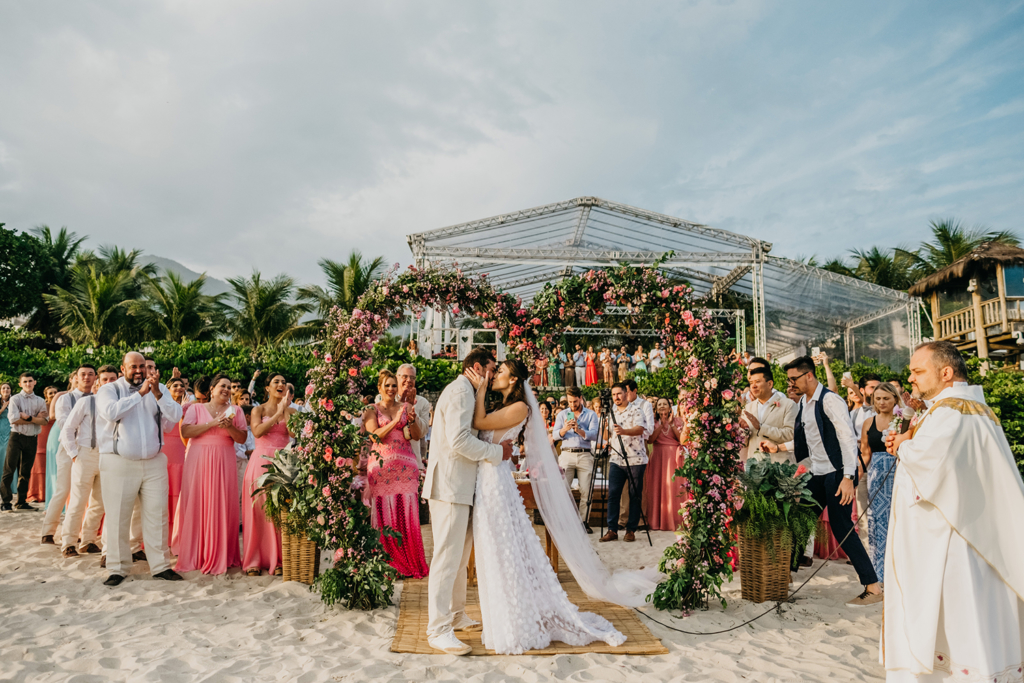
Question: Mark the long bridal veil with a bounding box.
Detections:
[522,381,662,607]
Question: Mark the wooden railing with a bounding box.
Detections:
[936,298,1005,341]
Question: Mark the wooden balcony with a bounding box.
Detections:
[935,296,1024,349]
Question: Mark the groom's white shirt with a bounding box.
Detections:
[422,374,503,506]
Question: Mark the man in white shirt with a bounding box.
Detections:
[95,352,183,586]
[552,387,599,528]
[59,365,119,557]
[40,366,93,546]
[786,356,881,606]
[396,364,431,470]
[600,383,648,543]
[615,379,654,528]
[1,372,49,511]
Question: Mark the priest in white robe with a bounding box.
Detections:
[883,341,1024,682]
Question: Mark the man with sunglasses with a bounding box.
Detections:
[785,355,882,606]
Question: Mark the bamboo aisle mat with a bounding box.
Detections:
[391,569,668,656]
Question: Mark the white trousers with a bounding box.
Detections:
[575,367,586,386]
[61,447,105,550]
[559,450,595,522]
[426,499,473,638]
[99,452,170,576]
[41,447,74,538]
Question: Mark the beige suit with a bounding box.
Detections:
[742,392,798,464]
[424,375,503,639]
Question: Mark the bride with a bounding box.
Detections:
[466,358,655,654]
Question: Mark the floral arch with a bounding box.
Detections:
[286,261,743,611]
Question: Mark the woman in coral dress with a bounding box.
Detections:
[363,369,428,579]
[164,377,189,543]
[645,398,688,531]
[242,373,293,576]
[585,346,599,386]
[173,374,248,574]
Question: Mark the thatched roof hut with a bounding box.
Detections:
[909,242,1024,296]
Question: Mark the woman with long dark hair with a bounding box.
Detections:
[466,358,626,654]
[174,373,248,574]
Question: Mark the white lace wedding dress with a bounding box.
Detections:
[474,419,626,655]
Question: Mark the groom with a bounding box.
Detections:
[424,347,513,655]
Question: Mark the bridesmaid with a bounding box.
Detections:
[645,398,687,531]
[164,377,188,543]
[174,374,248,574]
[546,349,560,388]
[28,385,58,503]
[633,346,648,373]
[617,346,630,381]
[584,346,598,386]
[0,383,12,488]
[363,369,428,578]
[45,374,75,502]
[242,373,293,576]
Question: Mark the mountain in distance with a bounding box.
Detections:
[146,256,233,297]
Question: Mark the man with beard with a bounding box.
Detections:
[95,352,183,586]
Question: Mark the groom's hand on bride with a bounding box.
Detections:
[500,440,514,461]
[465,368,485,390]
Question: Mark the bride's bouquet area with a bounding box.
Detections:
[263,258,744,612]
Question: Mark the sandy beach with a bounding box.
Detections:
[0,510,885,682]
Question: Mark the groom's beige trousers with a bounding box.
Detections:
[426,499,474,638]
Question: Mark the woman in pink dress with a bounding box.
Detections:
[173,374,248,574]
[242,373,293,576]
[363,369,428,579]
[584,346,598,386]
[645,397,688,531]
[164,377,189,542]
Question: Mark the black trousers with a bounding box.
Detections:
[1,432,38,504]
[607,462,646,532]
[808,471,878,586]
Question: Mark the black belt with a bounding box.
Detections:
[561,447,589,453]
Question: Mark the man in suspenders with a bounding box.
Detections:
[41,365,94,546]
[95,352,183,586]
[59,365,118,557]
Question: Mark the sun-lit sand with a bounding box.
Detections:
[0,510,885,682]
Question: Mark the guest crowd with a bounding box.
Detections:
[0,342,912,602]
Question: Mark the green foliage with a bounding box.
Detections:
[314,560,399,610]
[299,252,387,329]
[25,226,88,337]
[0,224,47,319]
[133,272,225,342]
[734,459,821,560]
[365,341,461,393]
[967,358,1024,474]
[224,270,313,347]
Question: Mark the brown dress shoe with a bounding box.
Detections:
[132,551,147,562]
[80,543,102,554]
[624,531,636,542]
[599,531,618,542]
[100,555,106,568]
[62,546,80,558]
[41,535,55,545]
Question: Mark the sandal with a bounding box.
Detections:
[273,567,283,577]
[245,568,261,577]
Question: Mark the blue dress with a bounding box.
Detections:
[633,353,647,373]
[44,423,61,504]
[0,405,12,484]
[864,418,897,582]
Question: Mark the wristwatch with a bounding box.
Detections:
[844,474,854,480]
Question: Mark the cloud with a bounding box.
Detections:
[0,0,1021,287]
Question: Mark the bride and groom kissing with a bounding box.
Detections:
[424,347,658,656]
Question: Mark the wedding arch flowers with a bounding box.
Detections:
[283,259,741,611]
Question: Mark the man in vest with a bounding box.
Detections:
[59,365,119,557]
[786,355,882,606]
[95,351,183,586]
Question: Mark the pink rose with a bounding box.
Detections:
[452,306,460,315]
[325,446,333,458]
[402,285,409,293]
[305,384,314,396]
[325,353,333,363]
[381,287,389,295]
[322,486,331,496]
[722,389,734,400]
[348,368,358,376]
[530,318,542,326]
[303,420,314,436]
[317,515,325,525]
[324,399,334,412]
[334,548,345,562]
[345,337,354,346]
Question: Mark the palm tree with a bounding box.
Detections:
[913,219,1020,276]
[42,264,139,346]
[26,225,88,336]
[134,272,225,342]
[299,251,386,326]
[848,246,919,290]
[224,270,312,347]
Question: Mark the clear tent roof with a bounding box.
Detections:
[407,197,917,361]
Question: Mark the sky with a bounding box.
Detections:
[1,1,1022,286]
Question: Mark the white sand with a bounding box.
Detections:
[0,510,885,682]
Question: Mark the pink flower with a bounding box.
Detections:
[795,464,808,477]
[352,309,363,319]
[351,475,367,490]
[530,318,542,326]
[324,446,333,461]
[334,548,345,562]
[307,475,316,485]
[348,368,358,376]
[722,389,734,400]
[452,306,460,315]
[381,287,389,295]
[325,353,333,363]
[322,486,331,496]
[402,285,409,293]
[317,515,325,525]
[345,337,354,346]
[324,399,334,411]
[303,420,314,436]
[305,384,314,396]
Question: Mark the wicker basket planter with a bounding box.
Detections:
[738,527,791,603]
[280,511,320,585]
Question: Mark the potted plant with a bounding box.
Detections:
[255,447,320,584]
[734,457,820,603]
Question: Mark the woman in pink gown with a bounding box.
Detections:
[645,397,688,531]
[173,374,248,574]
[242,374,293,576]
[363,369,428,579]
[164,377,189,543]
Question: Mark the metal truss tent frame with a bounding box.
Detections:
[407,197,916,367]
